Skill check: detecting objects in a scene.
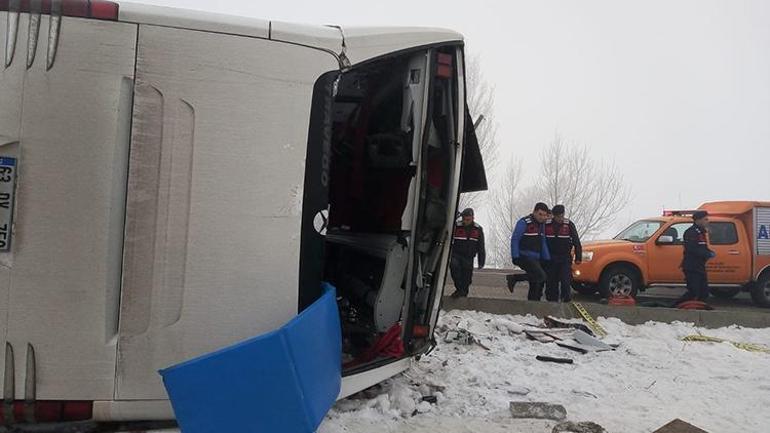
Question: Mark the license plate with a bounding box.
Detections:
[0,157,17,251]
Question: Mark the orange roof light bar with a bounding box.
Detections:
[662,210,699,217]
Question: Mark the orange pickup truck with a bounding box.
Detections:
[572,201,770,307]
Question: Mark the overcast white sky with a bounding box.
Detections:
[127,0,770,235]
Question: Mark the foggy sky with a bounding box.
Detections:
[125,0,770,236]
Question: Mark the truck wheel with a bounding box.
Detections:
[750,274,770,308]
[709,287,741,299]
[599,265,640,298]
[572,283,598,296]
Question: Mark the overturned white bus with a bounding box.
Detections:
[0,0,486,425]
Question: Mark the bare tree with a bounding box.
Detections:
[486,158,531,267]
[536,134,631,239]
[459,54,499,212]
[485,135,631,267]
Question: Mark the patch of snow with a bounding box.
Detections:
[320,310,770,433]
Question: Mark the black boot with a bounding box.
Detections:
[506,274,526,293]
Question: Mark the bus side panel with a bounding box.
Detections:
[5,16,137,399]
[116,25,339,400]
[0,9,25,397]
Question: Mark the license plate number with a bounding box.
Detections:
[0,157,17,251]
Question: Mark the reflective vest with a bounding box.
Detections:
[519,216,543,253]
[453,223,483,260]
[545,219,575,256]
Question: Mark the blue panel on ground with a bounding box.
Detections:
[160,284,341,433]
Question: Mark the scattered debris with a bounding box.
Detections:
[544,315,596,336]
[681,335,770,353]
[652,418,710,433]
[509,401,567,421]
[400,374,447,397]
[491,319,525,335]
[571,303,608,337]
[507,386,532,396]
[536,355,574,364]
[573,330,613,351]
[528,327,575,335]
[571,389,598,399]
[557,342,589,354]
[443,329,474,345]
[526,330,558,343]
[523,321,548,328]
[544,332,565,341]
[526,315,617,360]
[443,328,491,351]
[421,395,438,404]
[553,421,608,433]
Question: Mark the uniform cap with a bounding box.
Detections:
[693,210,708,220]
[461,208,474,217]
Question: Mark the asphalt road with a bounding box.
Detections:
[448,269,770,314]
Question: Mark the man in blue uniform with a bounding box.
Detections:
[450,208,486,298]
[511,203,551,301]
[678,210,715,304]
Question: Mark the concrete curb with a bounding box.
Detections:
[441,297,770,329]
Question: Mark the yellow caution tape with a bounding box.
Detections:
[732,342,770,353]
[571,302,607,337]
[681,335,770,353]
[681,335,722,343]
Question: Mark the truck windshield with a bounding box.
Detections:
[614,220,663,243]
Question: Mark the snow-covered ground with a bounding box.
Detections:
[319,310,770,433]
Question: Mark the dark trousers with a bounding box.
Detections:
[513,257,548,301]
[679,269,709,303]
[546,256,573,302]
[450,256,474,296]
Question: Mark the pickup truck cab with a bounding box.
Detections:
[573,201,770,307]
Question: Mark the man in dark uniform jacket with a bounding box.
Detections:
[450,208,486,298]
[545,205,582,302]
[678,210,715,304]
